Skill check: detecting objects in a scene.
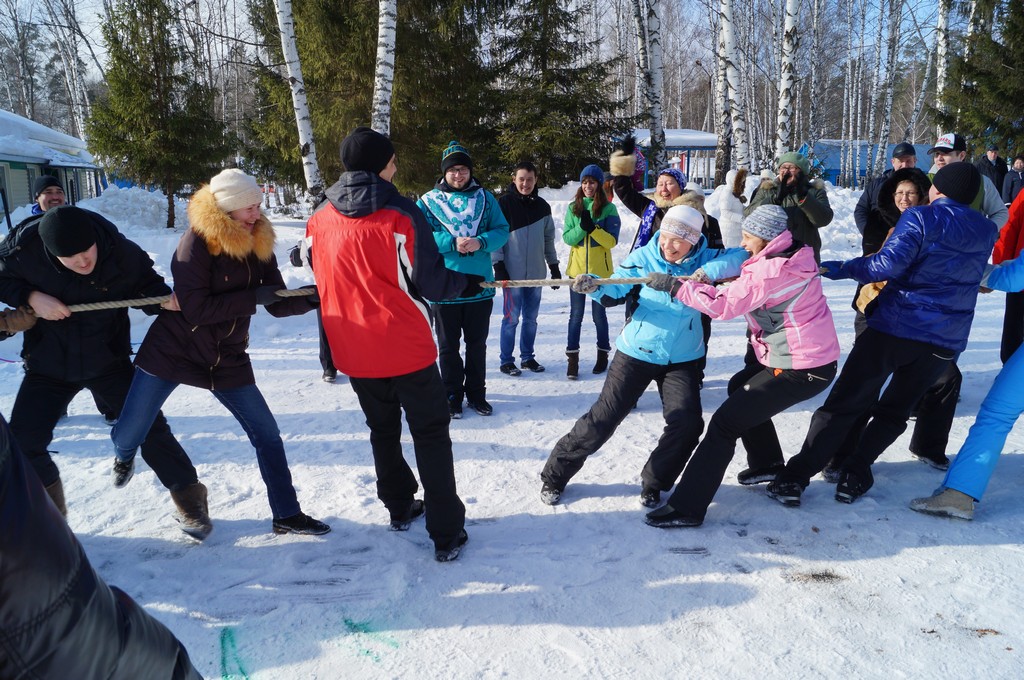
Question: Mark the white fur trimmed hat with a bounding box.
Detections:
[660,205,704,245]
[209,168,262,214]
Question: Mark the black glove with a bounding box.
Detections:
[493,261,510,281]
[621,133,636,156]
[255,285,284,306]
[794,174,810,201]
[461,274,484,298]
[289,243,303,268]
[579,210,596,234]
[646,272,682,297]
[300,284,319,306]
[776,180,792,203]
[549,263,561,290]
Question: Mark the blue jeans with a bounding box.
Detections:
[499,287,542,365]
[567,289,610,352]
[942,343,1024,500]
[112,368,301,518]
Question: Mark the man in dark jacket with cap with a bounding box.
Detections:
[975,144,1008,191]
[306,126,478,562]
[13,175,67,230]
[0,413,203,679]
[0,205,199,516]
[766,163,999,507]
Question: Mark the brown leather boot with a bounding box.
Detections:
[44,478,67,517]
[566,351,579,380]
[170,482,213,541]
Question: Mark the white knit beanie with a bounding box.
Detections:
[209,169,262,213]
[660,205,704,245]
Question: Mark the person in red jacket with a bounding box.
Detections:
[306,127,479,562]
[992,189,1024,363]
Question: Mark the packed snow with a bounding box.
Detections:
[2,180,1021,678]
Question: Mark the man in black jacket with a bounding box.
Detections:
[975,144,1008,192]
[0,413,202,679]
[0,205,199,517]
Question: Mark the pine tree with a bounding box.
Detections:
[87,0,230,228]
[935,0,1024,155]
[489,0,632,185]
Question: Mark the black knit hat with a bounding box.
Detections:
[932,163,981,206]
[33,175,62,198]
[38,206,97,257]
[340,126,395,174]
[440,140,473,174]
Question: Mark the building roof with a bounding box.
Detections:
[0,109,97,169]
[633,128,718,150]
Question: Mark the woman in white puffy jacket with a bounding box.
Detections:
[709,169,747,248]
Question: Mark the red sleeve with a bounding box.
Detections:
[993,191,1024,263]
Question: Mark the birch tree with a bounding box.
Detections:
[630,0,666,170]
[720,0,749,170]
[807,0,821,154]
[370,0,396,135]
[274,0,323,199]
[873,0,903,172]
[773,0,800,158]
[865,0,885,178]
[935,0,950,121]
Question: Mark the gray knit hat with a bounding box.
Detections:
[742,205,789,242]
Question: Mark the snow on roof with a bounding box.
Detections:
[0,109,96,169]
[633,128,718,150]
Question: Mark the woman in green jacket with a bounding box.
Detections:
[564,164,621,379]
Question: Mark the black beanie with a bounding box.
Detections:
[340,127,395,174]
[932,163,981,205]
[38,206,97,257]
[440,140,473,174]
[33,175,62,198]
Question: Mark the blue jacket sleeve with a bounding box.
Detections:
[842,209,923,284]
[698,247,749,281]
[985,255,1024,293]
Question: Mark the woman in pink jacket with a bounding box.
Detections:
[643,205,840,527]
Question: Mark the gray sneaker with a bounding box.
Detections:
[910,488,975,520]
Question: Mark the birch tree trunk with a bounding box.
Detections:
[935,0,950,122]
[274,0,323,198]
[720,0,749,170]
[865,0,885,178]
[853,0,867,188]
[714,15,731,184]
[370,0,397,135]
[629,0,652,123]
[904,48,933,143]
[646,0,666,170]
[875,0,903,170]
[807,0,821,153]
[773,0,800,158]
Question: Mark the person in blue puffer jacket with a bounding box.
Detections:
[539,205,748,508]
[766,162,1000,508]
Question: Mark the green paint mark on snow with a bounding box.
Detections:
[342,617,400,662]
[220,627,250,680]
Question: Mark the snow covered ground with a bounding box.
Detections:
[2,182,1022,678]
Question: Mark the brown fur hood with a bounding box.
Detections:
[653,191,702,211]
[187,186,276,262]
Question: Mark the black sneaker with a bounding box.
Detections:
[766,480,803,507]
[640,486,661,508]
[540,483,562,506]
[112,457,135,488]
[389,499,425,531]
[644,504,703,528]
[434,529,468,562]
[272,512,331,535]
[835,468,873,504]
[448,395,463,420]
[467,399,493,416]
[103,414,118,426]
[912,452,950,471]
[521,359,545,373]
[737,463,785,486]
[322,368,337,383]
[500,363,522,376]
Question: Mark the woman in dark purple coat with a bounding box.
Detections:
[110,169,329,539]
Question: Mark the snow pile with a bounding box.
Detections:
[78,185,191,232]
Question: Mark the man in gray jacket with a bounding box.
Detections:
[494,161,560,375]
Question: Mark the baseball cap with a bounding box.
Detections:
[892,142,916,158]
[927,132,967,155]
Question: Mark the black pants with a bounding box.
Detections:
[666,359,836,519]
[779,328,953,485]
[10,362,198,490]
[348,364,465,547]
[317,307,335,373]
[1001,291,1024,364]
[541,352,704,492]
[433,298,493,403]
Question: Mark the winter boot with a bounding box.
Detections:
[389,499,425,531]
[566,351,579,380]
[170,482,213,541]
[910,488,975,520]
[44,478,68,517]
[273,512,331,535]
[112,456,135,488]
[592,348,609,374]
[434,529,469,562]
